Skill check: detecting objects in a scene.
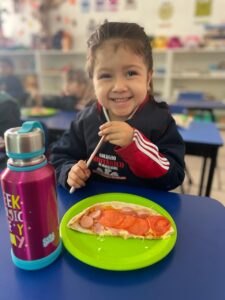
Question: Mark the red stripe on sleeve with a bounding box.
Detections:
[116,129,170,178]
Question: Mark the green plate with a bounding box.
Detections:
[60,193,177,271]
[21,107,59,117]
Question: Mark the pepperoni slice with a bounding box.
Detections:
[147,215,171,237]
[79,215,94,229]
[114,214,137,229]
[98,209,125,228]
[127,218,150,236]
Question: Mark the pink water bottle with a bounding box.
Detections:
[1,121,62,270]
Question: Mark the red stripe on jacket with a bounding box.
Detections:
[116,129,170,178]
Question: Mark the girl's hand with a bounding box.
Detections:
[67,160,91,189]
[99,121,134,147]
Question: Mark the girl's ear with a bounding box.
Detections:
[147,70,153,88]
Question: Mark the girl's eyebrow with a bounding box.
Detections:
[97,65,142,72]
[123,64,143,70]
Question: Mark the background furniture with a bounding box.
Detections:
[170,99,225,124]
[153,48,225,101]
[0,50,86,96]
[179,121,223,196]
[1,48,225,100]
[177,91,204,102]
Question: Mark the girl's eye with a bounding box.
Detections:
[127,70,137,77]
[98,73,111,79]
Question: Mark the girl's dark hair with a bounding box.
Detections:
[66,69,88,84]
[86,21,153,79]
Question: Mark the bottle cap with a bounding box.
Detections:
[4,121,45,160]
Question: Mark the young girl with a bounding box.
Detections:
[50,21,185,191]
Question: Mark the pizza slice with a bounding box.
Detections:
[67,201,174,239]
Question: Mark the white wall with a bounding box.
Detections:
[50,0,225,52]
[1,0,41,46]
[1,0,225,49]
[140,0,225,36]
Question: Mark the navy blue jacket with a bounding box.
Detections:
[50,97,185,191]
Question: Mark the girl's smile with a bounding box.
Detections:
[110,97,132,102]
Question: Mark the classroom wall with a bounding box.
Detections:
[1,0,225,49]
[49,0,225,52]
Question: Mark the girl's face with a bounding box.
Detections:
[93,40,152,121]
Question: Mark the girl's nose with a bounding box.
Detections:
[112,77,128,92]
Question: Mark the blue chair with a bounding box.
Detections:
[169,105,188,115]
[177,91,214,121]
[177,91,205,102]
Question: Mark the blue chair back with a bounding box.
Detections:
[169,105,188,114]
[178,92,204,102]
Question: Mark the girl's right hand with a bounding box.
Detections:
[67,160,91,189]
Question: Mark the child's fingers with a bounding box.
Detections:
[99,127,134,147]
[99,124,118,137]
[67,160,91,188]
[67,167,88,188]
[69,169,86,182]
[99,122,111,130]
[67,176,85,189]
[78,160,92,175]
[99,121,129,135]
[79,161,91,177]
[103,132,120,142]
[72,160,90,177]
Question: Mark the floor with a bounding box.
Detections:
[173,130,225,206]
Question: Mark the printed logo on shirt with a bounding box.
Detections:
[92,152,127,180]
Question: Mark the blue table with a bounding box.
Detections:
[22,111,76,145]
[179,121,223,196]
[0,181,225,300]
[170,100,225,121]
[22,111,76,131]
[22,111,224,196]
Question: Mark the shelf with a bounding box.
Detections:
[1,48,224,101]
[170,47,225,54]
[15,69,37,75]
[171,74,225,80]
[153,74,166,79]
[37,50,85,56]
[0,50,34,56]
